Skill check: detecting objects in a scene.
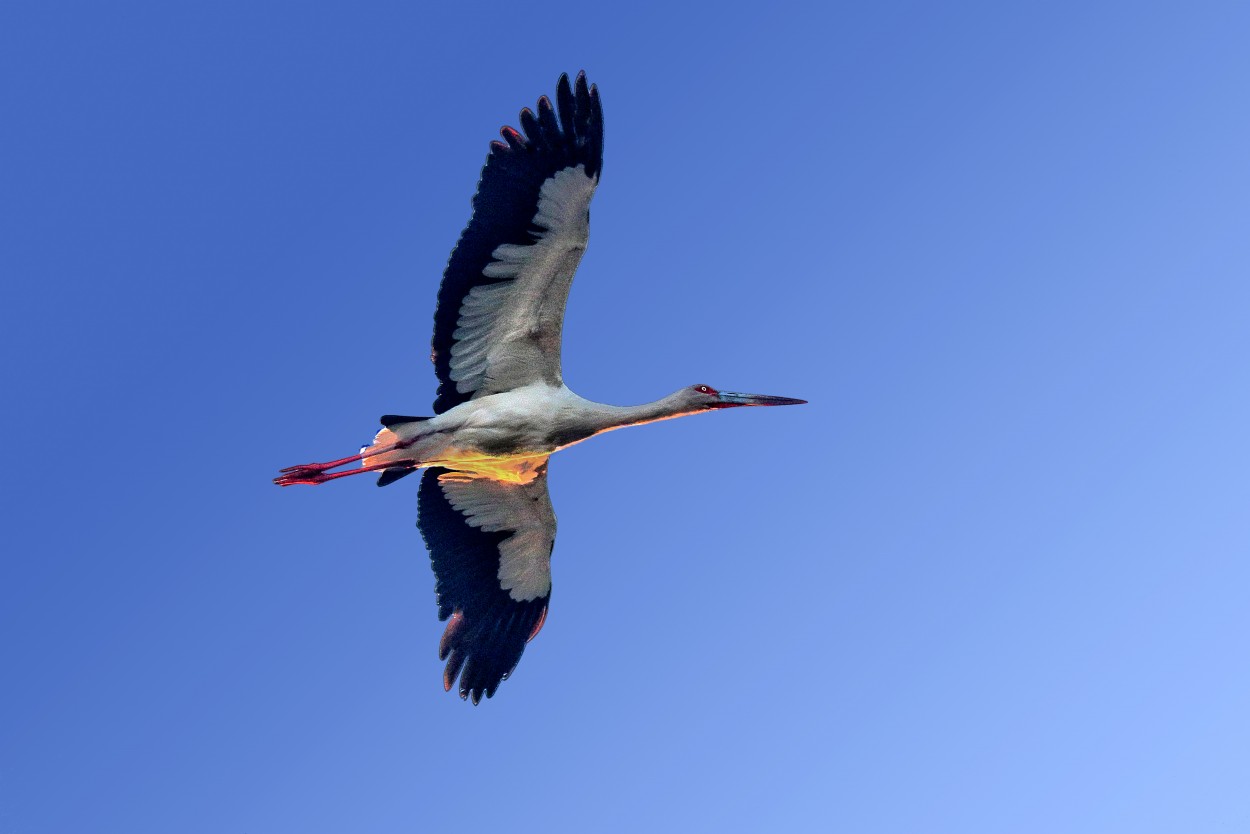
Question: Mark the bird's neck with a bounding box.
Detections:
[589,391,696,434]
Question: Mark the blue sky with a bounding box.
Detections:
[2,2,1248,831]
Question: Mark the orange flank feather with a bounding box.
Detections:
[360,427,402,469]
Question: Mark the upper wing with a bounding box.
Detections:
[430,71,604,414]
[417,465,556,703]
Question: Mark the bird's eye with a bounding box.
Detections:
[696,385,712,394]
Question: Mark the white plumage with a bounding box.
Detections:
[276,72,804,703]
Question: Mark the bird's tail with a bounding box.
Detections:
[363,416,432,486]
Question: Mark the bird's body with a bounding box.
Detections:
[276,72,804,703]
[363,383,744,477]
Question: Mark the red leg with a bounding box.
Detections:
[274,459,408,487]
[274,437,414,487]
[277,451,370,475]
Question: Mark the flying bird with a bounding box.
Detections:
[275,72,805,703]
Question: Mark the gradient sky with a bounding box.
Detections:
[3,2,1249,832]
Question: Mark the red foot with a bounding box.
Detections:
[274,465,337,486]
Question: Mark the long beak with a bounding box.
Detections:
[713,391,808,408]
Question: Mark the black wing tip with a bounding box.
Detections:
[487,71,602,175]
[436,601,549,704]
[500,125,526,150]
[460,678,495,705]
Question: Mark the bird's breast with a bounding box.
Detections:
[432,452,549,485]
[425,383,597,469]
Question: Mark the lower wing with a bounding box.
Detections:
[417,463,556,703]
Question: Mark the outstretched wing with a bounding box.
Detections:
[417,465,556,703]
[430,71,604,414]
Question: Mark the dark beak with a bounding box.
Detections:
[713,391,808,408]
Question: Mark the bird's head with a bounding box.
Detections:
[684,384,807,410]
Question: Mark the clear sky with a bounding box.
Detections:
[2,2,1248,832]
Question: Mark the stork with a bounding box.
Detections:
[275,72,805,703]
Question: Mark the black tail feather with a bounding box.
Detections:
[380,415,430,428]
[376,466,416,487]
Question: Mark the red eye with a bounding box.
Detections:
[695,385,717,395]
